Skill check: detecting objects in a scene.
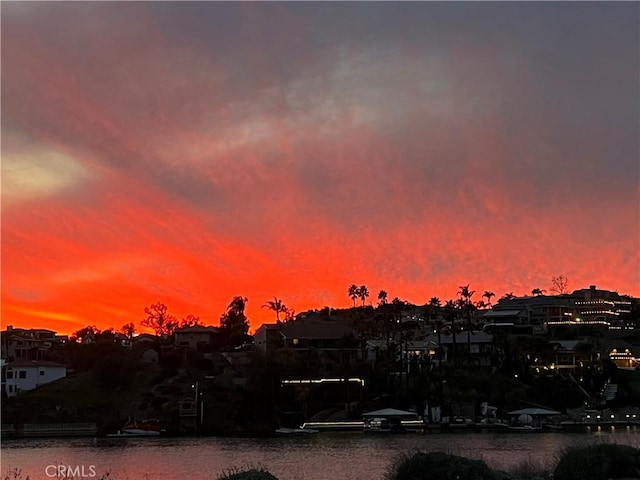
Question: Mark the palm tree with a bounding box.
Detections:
[444,300,458,368]
[358,285,370,307]
[377,290,388,307]
[428,297,441,322]
[348,284,359,308]
[428,297,444,381]
[501,292,516,301]
[531,288,545,296]
[378,291,391,349]
[483,291,495,307]
[262,297,288,322]
[391,297,407,385]
[458,284,475,303]
[458,284,476,352]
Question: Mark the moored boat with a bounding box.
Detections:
[106,419,164,437]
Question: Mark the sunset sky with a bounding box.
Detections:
[2,2,639,335]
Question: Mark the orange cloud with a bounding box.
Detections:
[2,3,638,335]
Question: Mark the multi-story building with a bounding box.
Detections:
[1,326,60,362]
[424,331,497,367]
[572,286,634,327]
[485,285,637,330]
[254,317,360,376]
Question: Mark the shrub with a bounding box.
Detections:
[217,467,278,480]
[386,451,498,480]
[504,457,552,480]
[553,443,640,480]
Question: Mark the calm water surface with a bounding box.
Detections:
[2,428,640,480]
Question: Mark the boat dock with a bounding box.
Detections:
[2,423,99,438]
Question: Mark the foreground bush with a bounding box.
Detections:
[217,467,278,480]
[503,458,552,480]
[386,451,499,480]
[553,444,640,480]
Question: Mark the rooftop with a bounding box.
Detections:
[265,320,356,340]
[6,360,67,368]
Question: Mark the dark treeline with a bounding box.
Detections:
[3,280,640,435]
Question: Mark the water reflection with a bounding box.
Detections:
[2,430,639,480]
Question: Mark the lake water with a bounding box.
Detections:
[2,428,640,480]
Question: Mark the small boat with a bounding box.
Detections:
[363,408,423,433]
[106,419,164,437]
[364,417,403,433]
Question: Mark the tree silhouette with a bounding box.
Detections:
[348,284,359,308]
[444,300,458,367]
[457,284,476,305]
[531,288,545,296]
[220,296,250,348]
[391,297,407,381]
[72,325,100,343]
[457,284,476,350]
[120,323,136,340]
[428,297,444,387]
[550,275,569,295]
[142,302,178,337]
[501,292,516,301]
[180,314,201,327]
[391,297,406,311]
[358,285,370,307]
[284,308,296,322]
[483,291,495,307]
[378,290,388,307]
[428,297,441,323]
[262,297,288,322]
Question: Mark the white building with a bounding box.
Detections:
[5,360,67,397]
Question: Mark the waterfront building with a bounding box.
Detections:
[254,316,360,375]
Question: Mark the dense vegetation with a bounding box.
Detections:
[18,444,626,480]
[3,285,640,434]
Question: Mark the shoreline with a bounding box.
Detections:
[2,422,640,440]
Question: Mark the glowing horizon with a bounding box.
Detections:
[2,2,639,336]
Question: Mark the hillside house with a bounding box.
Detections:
[424,331,496,367]
[174,326,220,352]
[254,319,360,375]
[1,326,59,361]
[4,360,67,397]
